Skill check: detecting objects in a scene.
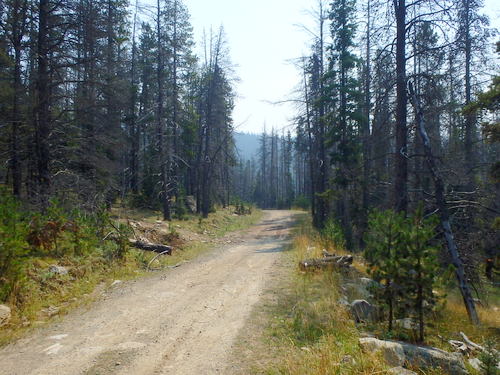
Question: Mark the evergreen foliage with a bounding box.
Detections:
[364,208,440,340]
[479,338,500,375]
[364,209,406,331]
[0,190,29,301]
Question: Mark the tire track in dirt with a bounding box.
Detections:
[0,210,298,375]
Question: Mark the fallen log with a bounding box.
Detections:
[322,250,335,257]
[128,239,172,255]
[459,332,499,357]
[299,255,353,271]
[449,340,471,355]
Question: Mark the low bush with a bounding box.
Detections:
[292,195,310,210]
[320,218,346,252]
[0,190,29,302]
[0,190,131,304]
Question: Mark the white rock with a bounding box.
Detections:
[43,343,63,355]
[49,334,68,340]
[388,366,417,375]
[338,296,350,306]
[468,358,482,371]
[359,337,406,367]
[43,306,60,317]
[111,280,122,287]
[340,354,356,365]
[359,337,469,375]
[49,265,68,275]
[0,304,11,327]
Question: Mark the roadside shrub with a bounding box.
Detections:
[174,195,188,219]
[292,195,310,210]
[0,190,29,302]
[321,219,345,251]
[364,209,406,331]
[479,338,499,375]
[364,208,440,341]
[103,220,132,260]
[26,200,101,257]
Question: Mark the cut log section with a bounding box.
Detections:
[299,255,353,271]
[128,239,172,255]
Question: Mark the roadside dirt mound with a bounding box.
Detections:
[128,220,185,249]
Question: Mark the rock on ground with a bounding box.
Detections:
[402,341,468,374]
[359,337,468,375]
[388,366,417,375]
[359,277,381,290]
[468,358,482,371]
[359,337,406,367]
[350,299,378,323]
[48,265,68,275]
[0,305,11,327]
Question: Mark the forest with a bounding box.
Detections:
[0,0,236,220]
[0,0,499,371]
[232,0,499,326]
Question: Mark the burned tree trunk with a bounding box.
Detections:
[128,239,172,255]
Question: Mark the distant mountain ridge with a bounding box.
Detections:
[234,132,260,161]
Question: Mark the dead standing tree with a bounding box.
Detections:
[409,80,479,325]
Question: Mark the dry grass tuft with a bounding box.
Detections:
[254,216,389,374]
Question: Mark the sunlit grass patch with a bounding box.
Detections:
[255,216,389,374]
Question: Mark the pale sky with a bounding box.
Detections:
[144,0,500,135]
[182,0,313,135]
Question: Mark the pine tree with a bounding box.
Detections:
[364,210,407,331]
[327,0,362,248]
[401,207,440,342]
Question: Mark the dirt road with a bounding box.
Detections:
[0,210,298,375]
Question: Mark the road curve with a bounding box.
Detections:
[0,210,297,375]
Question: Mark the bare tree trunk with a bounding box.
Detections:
[157,0,171,220]
[317,3,328,228]
[463,0,476,190]
[129,0,139,194]
[394,0,408,213]
[35,0,51,201]
[360,0,371,246]
[303,64,316,219]
[10,0,27,197]
[171,0,179,204]
[409,81,479,325]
